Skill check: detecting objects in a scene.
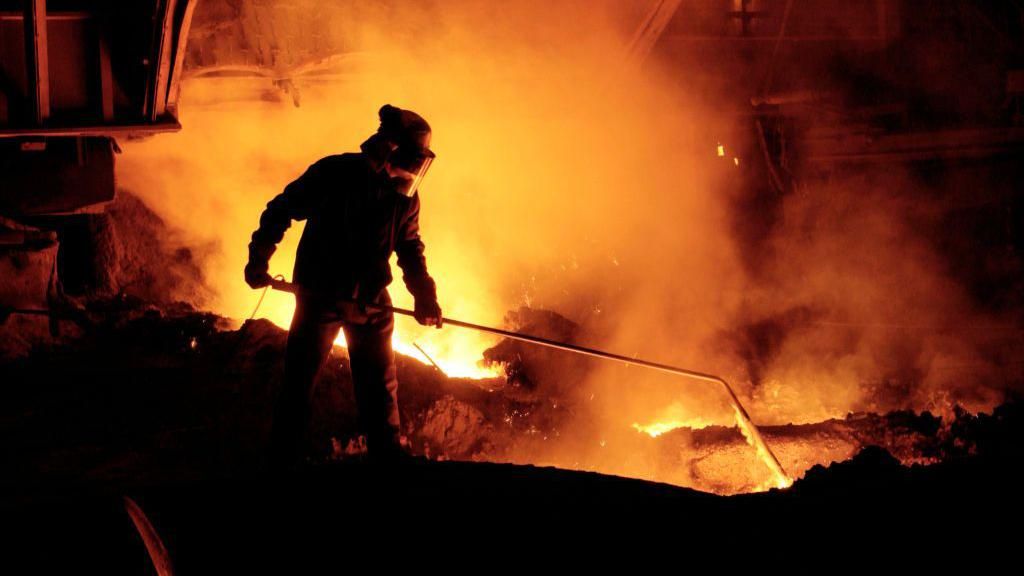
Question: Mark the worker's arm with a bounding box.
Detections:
[395,194,442,327]
[245,161,325,288]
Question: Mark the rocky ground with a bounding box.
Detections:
[2,299,1014,494]
[1,299,1022,569]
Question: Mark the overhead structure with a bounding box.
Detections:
[1,0,197,219]
[0,0,198,336]
[0,0,196,136]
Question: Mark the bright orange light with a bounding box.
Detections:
[630,401,717,437]
[732,405,793,489]
[111,0,1009,496]
[249,280,501,379]
[632,418,713,437]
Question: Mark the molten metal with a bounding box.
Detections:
[270,279,793,488]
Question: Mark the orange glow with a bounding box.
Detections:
[631,400,715,436]
[112,0,1020,495]
[632,419,710,437]
[732,406,793,489]
[249,276,501,379]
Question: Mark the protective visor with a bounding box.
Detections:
[390,147,435,197]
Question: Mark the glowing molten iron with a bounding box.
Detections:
[635,412,792,490]
[251,285,502,380]
[633,418,712,437]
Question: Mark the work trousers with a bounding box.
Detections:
[269,292,400,469]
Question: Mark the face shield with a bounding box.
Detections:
[388,146,436,197]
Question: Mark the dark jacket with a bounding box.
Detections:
[248,153,437,303]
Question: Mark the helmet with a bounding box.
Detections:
[361,104,436,197]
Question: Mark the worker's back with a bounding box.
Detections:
[253,152,423,301]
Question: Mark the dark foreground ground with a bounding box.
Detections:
[4,441,1024,572]
[2,303,1023,570]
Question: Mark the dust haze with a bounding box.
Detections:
[117,0,1022,475]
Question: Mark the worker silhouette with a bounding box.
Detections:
[245,104,442,468]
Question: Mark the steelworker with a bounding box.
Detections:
[245,104,442,468]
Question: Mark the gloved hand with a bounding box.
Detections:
[244,261,272,289]
[414,298,443,328]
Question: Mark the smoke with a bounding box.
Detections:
[116,0,1021,483]
[118,0,740,378]
[725,168,1022,423]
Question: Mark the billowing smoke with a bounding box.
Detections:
[116,0,1021,479]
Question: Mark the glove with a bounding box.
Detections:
[244,261,272,289]
[414,298,443,328]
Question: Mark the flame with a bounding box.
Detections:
[630,400,717,437]
[632,417,714,437]
[249,278,501,380]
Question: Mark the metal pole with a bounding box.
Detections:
[269,279,790,485]
[412,342,446,375]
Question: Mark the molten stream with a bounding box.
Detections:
[732,406,794,489]
[634,409,793,490]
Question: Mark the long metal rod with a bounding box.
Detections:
[269,279,790,484]
[412,342,446,375]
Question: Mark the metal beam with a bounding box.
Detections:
[23,0,49,124]
[165,0,198,116]
[151,0,179,121]
[98,20,114,122]
[804,127,1024,165]
[0,120,181,137]
[0,11,87,21]
[623,0,683,68]
[876,0,888,46]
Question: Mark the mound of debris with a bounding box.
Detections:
[0,297,509,497]
[0,189,212,362]
[482,307,591,400]
[2,296,1020,500]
